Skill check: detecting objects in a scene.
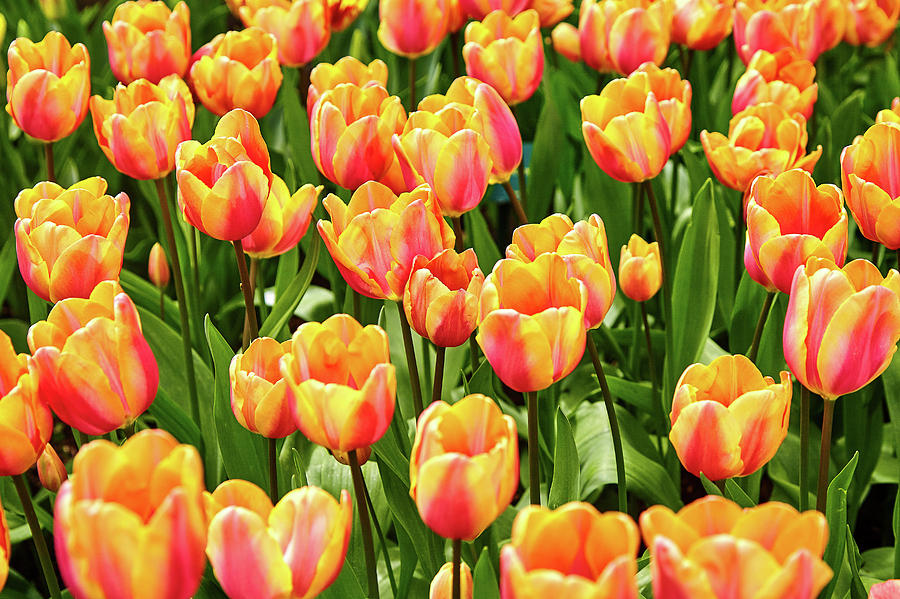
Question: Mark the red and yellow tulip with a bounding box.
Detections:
[378,0,450,58]
[329,0,369,30]
[619,234,662,302]
[734,0,845,63]
[459,0,529,19]
[238,0,331,67]
[672,0,734,51]
[307,57,388,117]
[0,499,8,592]
[148,242,170,289]
[531,0,574,27]
[732,49,818,121]
[242,176,320,259]
[103,1,191,84]
[230,337,296,439]
[430,562,473,599]
[844,0,900,46]
[37,444,67,493]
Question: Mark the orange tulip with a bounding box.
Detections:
[459,0,529,19]
[318,181,455,300]
[550,23,584,64]
[734,0,845,63]
[28,281,158,436]
[242,176,320,259]
[463,9,544,106]
[90,74,194,180]
[148,242,170,289]
[175,109,273,241]
[329,0,369,30]
[532,0,574,26]
[410,394,518,540]
[701,103,822,192]
[870,580,900,599]
[574,0,672,75]
[845,0,900,46]
[745,169,847,294]
[0,330,52,477]
[37,444,67,493]
[0,498,8,592]
[378,0,450,58]
[640,495,831,599]
[206,480,352,599]
[672,0,734,51]
[477,253,588,392]
[103,1,191,84]
[189,27,283,118]
[280,314,396,452]
[431,562,473,599]
[500,502,639,599]
[307,57,389,117]
[626,62,692,152]
[404,249,485,347]
[238,0,331,67]
[507,213,616,329]
[14,177,130,303]
[230,337,296,439]
[732,49,818,121]
[670,354,792,481]
[784,258,900,401]
[619,234,662,302]
[6,31,90,142]
[55,430,207,599]
[876,97,900,124]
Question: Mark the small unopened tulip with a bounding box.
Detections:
[531,0,574,27]
[230,337,296,439]
[672,0,733,51]
[239,0,331,67]
[732,49,818,120]
[844,0,900,46]
[103,1,191,84]
[619,234,662,302]
[307,57,388,117]
[37,444,67,493]
[148,242,170,289]
[0,498,8,592]
[378,0,450,58]
[242,177,320,260]
[430,562,473,599]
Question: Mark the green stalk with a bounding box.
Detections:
[233,239,259,349]
[586,334,627,512]
[816,398,836,512]
[502,180,528,226]
[526,390,541,505]
[641,303,664,450]
[44,143,55,183]
[800,386,810,511]
[468,333,480,375]
[12,474,61,599]
[747,291,776,363]
[396,302,424,416]
[349,450,380,599]
[452,537,462,599]
[409,57,417,109]
[268,438,278,505]
[363,478,397,596]
[433,345,445,405]
[643,181,671,328]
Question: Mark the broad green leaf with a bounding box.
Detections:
[527,77,564,221]
[258,233,320,338]
[120,269,179,330]
[700,474,723,497]
[281,68,321,185]
[548,408,580,508]
[822,452,859,599]
[724,478,755,508]
[473,547,501,599]
[0,236,18,308]
[845,525,867,599]
[146,387,201,448]
[465,207,501,275]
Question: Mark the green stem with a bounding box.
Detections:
[44,142,55,183]
[450,32,462,79]
[800,386,810,511]
[747,291,776,363]
[268,437,278,505]
[72,427,83,450]
[190,228,200,302]
[468,333,480,375]
[641,303,664,447]
[409,57,417,110]
[587,334,628,512]
[502,180,528,226]
[452,537,462,599]
[349,450,380,599]
[421,335,432,400]
[233,240,259,350]
[511,106,527,208]
[254,258,267,325]
[526,390,540,505]
[453,216,464,252]
[433,345,445,405]
[816,397,836,512]
[363,476,397,596]
[396,302,424,416]
[12,474,62,599]
[643,181,671,327]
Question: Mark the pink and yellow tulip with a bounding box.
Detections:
[459,0,529,19]
[148,242,170,289]
[37,444,67,493]
[430,562,473,599]
[238,0,331,67]
[732,49,818,121]
[734,0,845,63]
[307,57,389,117]
[619,234,662,302]
[242,176,320,259]
[230,337,296,439]
[378,0,450,58]
[844,0,900,46]
[672,0,734,51]
[103,1,191,84]
[329,0,369,30]
[0,499,8,592]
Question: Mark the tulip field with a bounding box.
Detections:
[7,0,900,598]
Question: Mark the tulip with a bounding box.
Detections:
[460,0,529,19]
[844,0,900,46]
[6,31,90,142]
[640,495,832,599]
[280,314,396,452]
[55,430,207,599]
[90,74,194,181]
[206,481,352,599]
[870,580,900,599]
[239,0,331,67]
[189,27,283,118]
[37,444,67,493]
[672,0,734,51]
[701,103,822,192]
[14,178,130,303]
[28,281,159,436]
[744,235,776,290]
[148,242,170,289]
[477,253,588,392]
[577,0,672,75]
[0,498,8,592]
[463,9,544,106]
[551,22,583,64]
[626,63,693,152]
[103,1,191,84]
[531,0,574,27]
[745,169,848,294]
[175,109,273,241]
[410,393,518,540]
[242,177,320,259]
[876,97,900,124]
[378,0,450,58]
[619,234,662,302]
[230,337,296,439]
[500,502,639,599]
[732,49,818,121]
[734,0,845,63]
[329,0,369,30]
[307,57,389,117]
[431,562,473,599]
[318,181,455,300]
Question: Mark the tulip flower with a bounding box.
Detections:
[329,0,369,30]
[230,337,296,439]
[318,182,455,300]
[103,1,191,84]
[206,481,352,599]
[744,235,776,290]
[574,0,672,75]
[378,0,450,58]
[876,98,900,124]
[784,258,900,401]
[463,9,544,106]
[430,562,473,599]
[55,430,207,599]
[14,177,130,303]
[701,103,822,192]
[37,444,67,493]
[460,0,529,19]
[745,169,848,294]
[189,27,283,118]
[28,281,159,436]
[734,0,844,63]
[242,177,320,259]
[238,0,331,67]
[500,502,639,599]
[6,31,90,142]
[280,314,396,452]
[672,0,734,51]
[870,580,900,599]
[550,23,583,64]
[844,0,900,46]
[410,394,518,540]
[90,74,194,181]
[478,253,588,392]
[624,63,693,152]
[640,495,831,599]
[619,234,662,302]
[307,57,388,116]
[148,242,170,289]
[0,499,8,592]
[732,49,818,120]
[530,0,574,26]
[175,109,273,241]
[0,330,52,477]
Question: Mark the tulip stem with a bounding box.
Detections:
[526,390,541,505]
[409,58,417,110]
[362,478,398,596]
[349,449,380,599]
[502,180,528,226]
[450,32,462,79]
[641,303,663,443]
[12,474,62,599]
[44,142,55,183]
[452,537,462,599]
[433,345,445,404]
[643,180,670,324]
[154,178,200,426]
[158,286,165,320]
[243,258,259,349]
[453,216,464,252]
[896,248,899,271]
[587,334,628,513]
[268,437,278,504]
[468,333,480,376]
[396,301,424,416]
[511,106,528,207]
[233,239,259,350]
[816,397,836,512]
[800,385,810,511]
[747,291,776,363]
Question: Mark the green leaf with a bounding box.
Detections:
[120,269,179,330]
[317,564,367,599]
[526,78,564,221]
[845,525,867,599]
[822,452,859,599]
[700,474,723,497]
[0,236,18,308]
[473,547,501,599]
[146,388,202,448]
[281,68,321,185]
[724,479,755,508]
[465,207,501,275]
[258,233,321,339]
[548,408,580,508]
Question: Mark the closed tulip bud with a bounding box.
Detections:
[37,444,67,493]
[331,446,372,465]
[410,394,518,540]
[745,169,848,294]
[876,97,900,125]
[463,10,544,106]
[242,177,320,260]
[870,580,900,599]
[672,0,733,51]
[28,281,159,436]
[551,22,583,63]
[579,0,672,76]
[404,249,484,347]
[103,1,191,84]
[318,182,455,300]
[0,330,52,476]
[307,57,389,117]
[378,0,450,58]
[531,0,574,27]
[148,242,170,289]
[239,0,331,67]
[460,0,529,19]
[280,314,396,452]
[6,31,90,142]
[431,562,473,599]
[701,103,822,192]
[619,234,662,302]
[477,253,588,392]
[230,337,296,439]
[640,495,831,599]
[733,49,818,121]
[55,430,207,599]
[501,502,639,599]
[845,0,900,46]
[90,74,194,180]
[14,178,130,303]
[176,109,273,241]
[734,0,844,63]
[0,499,8,592]
[329,0,369,30]
[784,258,900,401]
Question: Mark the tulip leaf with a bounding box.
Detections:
[465,208,502,276]
[845,525,868,599]
[548,408,580,509]
[120,269,180,330]
[724,479,755,508]
[822,451,859,599]
[526,77,564,221]
[317,564,366,599]
[0,236,17,308]
[699,474,723,497]
[145,387,202,449]
[258,233,320,339]
[473,547,501,599]
[280,67,322,186]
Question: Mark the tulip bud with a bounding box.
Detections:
[242,177,320,260]
[331,446,372,466]
[378,0,450,58]
[672,0,733,51]
[430,562,473,599]
[37,444,67,493]
[230,337,296,439]
[619,234,662,302]
[238,0,331,67]
[550,22,582,64]
[0,498,8,592]
[732,49,817,120]
[103,1,191,84]
[149,242,170,289]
